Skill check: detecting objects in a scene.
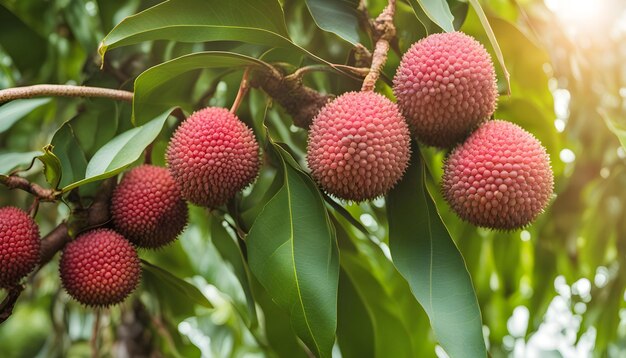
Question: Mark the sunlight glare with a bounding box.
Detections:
[545,0,606,32]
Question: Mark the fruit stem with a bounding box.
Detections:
[0,84,133,104]
[91,310,101,358]
[230,67,251,114]
[28,197,40,218]
[361,0,396,92]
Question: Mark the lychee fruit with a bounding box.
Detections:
[0,207,40,288]
[442,120,554,230]
[307,91,411,201]
[166,107,260,208]
[393,32,498,148]
[60,229,140,306]
[111,165,188,248]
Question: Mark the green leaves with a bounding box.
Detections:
[99,0,289,55]
[0,151,41,175]
[61,109,171,192]
[407,0,455,32]
[133,52,269,125]
[304,0,361,45]
[387,148,486,358]
[466,1,511,94]
[247,144,339,358]
[0,98,51,134]
[142,260,213,309]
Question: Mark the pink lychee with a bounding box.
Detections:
[442,120,553,230]
[111,165,188,248]
[307,91,411,201]
[393,32,498,148]
[60,229,140,306]
[0,207,40,288]
[166,107,260,208]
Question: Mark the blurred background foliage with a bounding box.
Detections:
[1,0,626,357]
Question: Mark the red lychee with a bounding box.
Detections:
[0,207,40,288]
[112,165,188,248]
[60,229,140,306]
[393,32,498,148]
[166,107,260,208]
[307,91,411,201]
[442,120,553,230]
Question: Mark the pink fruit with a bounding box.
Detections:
[307,91,411,201]
[442,120,553,229]
[393,32,498,148]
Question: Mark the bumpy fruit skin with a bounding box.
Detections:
[166,107,260,207]
[112,165,188,248]
[307,91,411,201]
[442,120,554,230]
[60,229,140,306]
[0,207,40,288]
[393,32,498,148]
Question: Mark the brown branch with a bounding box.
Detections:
[0,284,24,324]
[0,175,59,201]
[0,85,133,104]
[361,0,397,92]
[39,223,71,266]
[250,65,332,128]
[286,64,370,81]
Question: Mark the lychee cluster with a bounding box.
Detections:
[393,32,497,148]
[306,91,411,201]
[0,207,40,288]
[166,107,260,208]
[60,229,140,306]
[388,32,554,229]
[54,106,261,306]
[441,120,553,229]
[112,165,188,248]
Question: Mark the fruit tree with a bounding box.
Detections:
[1,0,625,357]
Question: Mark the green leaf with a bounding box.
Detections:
[209,214,258,327]
[337,268,375,358]
[98,0,344,74]
[36,145,62,189]
[466,0,511,94]
[0,151,41,175]
[407,0,455,33]
[247,143,339,358]
[50,124,88,189]
[0,98,51,134]
[133,51,270,125]
[387,147,486,358]
[334,215,436,357]
[0,5,47,76]
[304,0,361,45]
[61,110,172,192]
[250,278,309,358]
[141,260,213,309]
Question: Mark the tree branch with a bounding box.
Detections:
[39,223,71,266]
[0,85,133,104]
[0,175,59,201]
[361,0,397,92]
[0,284,24,324]
[250,65,332,128]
